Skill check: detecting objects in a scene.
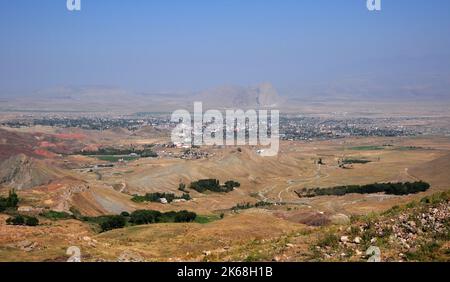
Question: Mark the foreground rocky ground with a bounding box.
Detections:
[288,191,450,262]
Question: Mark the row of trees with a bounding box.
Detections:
[131,192,191,203]
[341,159,371,164]
[6,215,39,226]
[231,201,273,211]
[77,147,157,158]
[190,179,240,193]
[129,210,196,225]
[88,209,198,232]
[296,181,430,198]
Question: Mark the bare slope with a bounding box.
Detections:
[0,154,66,190]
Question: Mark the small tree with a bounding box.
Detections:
[100,215,126,232]
[6,189,19,208]
[178,183,186,192]
[6,215,25,225]
[120,211,130,217]
[25,216,39,226]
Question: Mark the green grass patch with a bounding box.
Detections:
[94,155,140,162]
[194,214,222,224]
[349,146,385,151]
[40,210,74,220]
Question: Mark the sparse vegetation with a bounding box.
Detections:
[309,191,450,262]
[317,233,339,249]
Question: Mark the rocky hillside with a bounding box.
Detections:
[307,191,450,262]
[0,154,65,190]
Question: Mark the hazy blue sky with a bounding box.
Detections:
[1,0,450,98]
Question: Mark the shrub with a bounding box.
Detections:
[25,216,39,226]
[317,234,339,248]
[6,215,25,225]
[129,210,161,225]
[178,183,186,192]
[190,179,220,193]
[40,210,73,220]
[6,215,39,226]
[120,211,130,217]
[174,210,197,222]
[99,215,126,232]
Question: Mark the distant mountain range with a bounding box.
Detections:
[0,83,281,112]
[196,82,280,108]
[1,81,449,114]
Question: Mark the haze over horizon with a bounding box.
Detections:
[1,0,450,100]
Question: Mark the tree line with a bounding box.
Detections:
[77,147,157,158]
[295,181,430,198]
[85,209,197,232]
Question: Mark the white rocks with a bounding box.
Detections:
[353,237,362,244]
[160,198,168,204]
[340,236,350,243]
[17,240,37,252]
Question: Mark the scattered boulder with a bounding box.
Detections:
[330,213,350,225]
[117,250,144,262]
[16,240,38,252]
